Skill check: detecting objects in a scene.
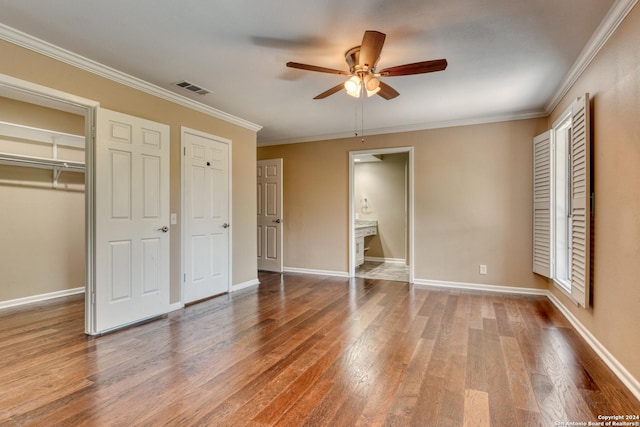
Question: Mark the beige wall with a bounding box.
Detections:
[0,39,258,303]
[259,117,549,288]
[0,97,85,300]
[0,96,85,133]
[547,4,640,383]
[0,168,85,300]
[258,140,349,273]
[355,153,407,260]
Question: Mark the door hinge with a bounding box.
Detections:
[92,292,96,304]
[184,147,186,156]
[183,273,186,283]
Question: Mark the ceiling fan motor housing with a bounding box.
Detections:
[345,46,378,74]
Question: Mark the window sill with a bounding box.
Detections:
[553,279,572,299]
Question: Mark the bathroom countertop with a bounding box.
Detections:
[355,220,377,229]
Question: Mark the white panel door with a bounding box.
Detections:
[94,108,170,334]
[257,159,283,272]
[182,127,230,303]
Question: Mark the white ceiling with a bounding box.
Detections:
[0,0,619,144]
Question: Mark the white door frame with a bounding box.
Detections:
[348,146,414,282]
[0,73,100,334]
[180,126,232,303]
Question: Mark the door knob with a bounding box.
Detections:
[158,226,169,233]
[222,223,230,229]
[273,218,282,224]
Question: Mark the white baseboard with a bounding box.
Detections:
[364,256,406,264]
[283,267,350,278]
[546,292,640,402]
[232,278,260,292]
[168,302,184,313]
[1,289,189,318]
[0,286,85,310]
[413,278,548,296]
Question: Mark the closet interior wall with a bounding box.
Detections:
[0,96,85,303]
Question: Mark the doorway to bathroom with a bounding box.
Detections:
[349,147,413,282]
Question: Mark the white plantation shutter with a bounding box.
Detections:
[534,94,592,307]
[570,94,591,307]
[533,131,552,277]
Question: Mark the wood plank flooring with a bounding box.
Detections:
[1,272,638,426]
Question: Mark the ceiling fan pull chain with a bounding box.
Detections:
[354,101,359,136]
[361,94,365,142]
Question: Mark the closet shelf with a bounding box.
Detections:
[0,121,84,148]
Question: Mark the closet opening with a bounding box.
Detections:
[0,82,90,321]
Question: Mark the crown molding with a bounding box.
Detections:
[0,24,262,133]
[258,110,547,147]
[545,0,639,113]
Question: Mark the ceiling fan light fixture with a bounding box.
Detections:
[366,86,381,97]
[346,87,361,98]
[345,76,362,98]
[364,75,380,91]
[344,76,360,92]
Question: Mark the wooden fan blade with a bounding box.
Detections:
[359,31,386,69]
[286,61,350,75]
[377,81,399,100]
[314,83,345,99]
[378,59,447,77]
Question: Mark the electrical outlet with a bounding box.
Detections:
[479,264,487,275]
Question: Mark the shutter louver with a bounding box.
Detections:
[533,131,552,278]
[570,94,591,307]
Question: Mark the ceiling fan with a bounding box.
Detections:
[286,30,447,100]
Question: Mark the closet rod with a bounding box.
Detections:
[0,153,85,171]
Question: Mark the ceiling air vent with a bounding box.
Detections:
[174,80,211,96]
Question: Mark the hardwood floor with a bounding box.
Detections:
[1,272,638,426]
